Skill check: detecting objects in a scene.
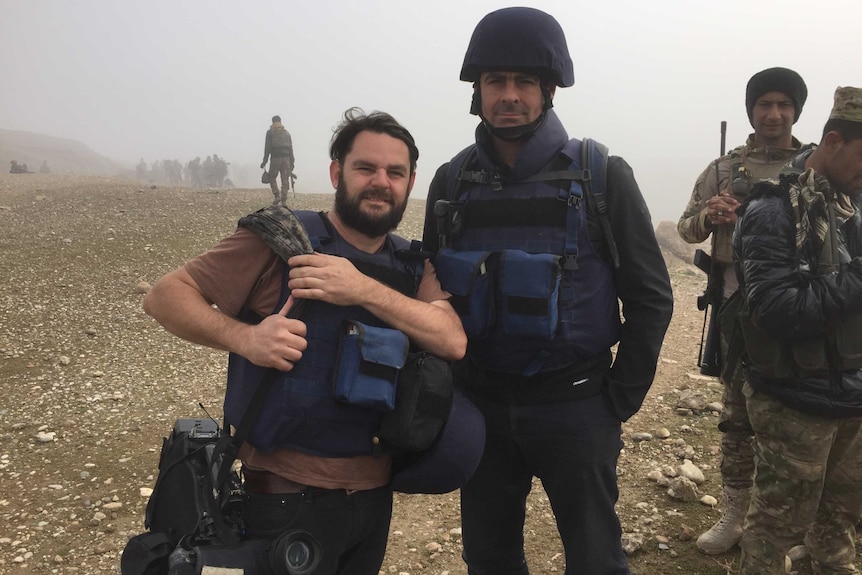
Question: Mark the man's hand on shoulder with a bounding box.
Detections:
[287,253,372,307]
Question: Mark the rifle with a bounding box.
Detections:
[695,249,722,376]
[695,120,727,377]
[289,172,297,198]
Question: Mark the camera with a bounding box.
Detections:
[157,419,322,575]
[136,416,325,575]
[168,530,323,575]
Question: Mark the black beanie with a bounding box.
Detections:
[745,67,807,126]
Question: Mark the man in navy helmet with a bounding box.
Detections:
[423,7,673,574]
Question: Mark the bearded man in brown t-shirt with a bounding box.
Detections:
[144,108,466,575]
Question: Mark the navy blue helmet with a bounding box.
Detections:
[460,7,574,87]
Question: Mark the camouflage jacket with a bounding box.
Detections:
[677,135,803,269]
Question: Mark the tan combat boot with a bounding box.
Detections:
[696,487,750,555]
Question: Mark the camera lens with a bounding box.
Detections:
[285,540,311,569]
[271,530,322,575]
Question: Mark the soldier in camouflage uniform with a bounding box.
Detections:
[732,86,862,575]
[677,67,808,555]
[260,115,296,205]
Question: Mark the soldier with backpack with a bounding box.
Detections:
[261,115,296,205]
[422,8,673,574]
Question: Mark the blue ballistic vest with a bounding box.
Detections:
[224,211,422,456]
[435,138,620,376]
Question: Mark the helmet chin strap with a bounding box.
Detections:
[482,115,546,141]
[472,84,554,141]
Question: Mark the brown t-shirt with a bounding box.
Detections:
[184,225,448,490]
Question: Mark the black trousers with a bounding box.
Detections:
[460,392,630,575]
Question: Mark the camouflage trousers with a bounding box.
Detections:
[739,382,862,575]
[267,156,293,204]
[718,318,755,490]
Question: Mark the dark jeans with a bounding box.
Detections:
[461,393,630,575]
[241,485,392,575]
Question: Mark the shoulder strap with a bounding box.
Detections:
[582,138,619,269]
[446,144,481,199]
[294,210,332,250]
[208,369,277,545]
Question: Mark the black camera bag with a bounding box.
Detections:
[121,418,239,575]
[121,367,279,575]
[374,351,453,454]
[145,419,227,542]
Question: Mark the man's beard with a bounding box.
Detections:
[334,174,408,237]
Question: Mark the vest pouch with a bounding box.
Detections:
[738,307,795,379]
[334,321,409,412]
[834,312,862,371]
[790,338,829,373]
[499,250,561,339]
[433,248,494,338]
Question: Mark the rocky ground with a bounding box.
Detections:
[0,174,855,575]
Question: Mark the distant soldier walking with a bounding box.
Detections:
[260,115,295,205]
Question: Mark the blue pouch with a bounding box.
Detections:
[334,321,409,412]
[433,247,494,338]
[499,250,561,339]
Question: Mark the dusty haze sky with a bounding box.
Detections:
[2,0,860,224]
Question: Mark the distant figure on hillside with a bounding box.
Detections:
[39,160,50,174]
[135,159,148,181]
[185,156,202,188]
[211,153,229,187]
[9,160,32,174]
[260,115,295,205]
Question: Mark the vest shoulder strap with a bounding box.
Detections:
[559,138,618,269]
[581,138,619,269]
[294,210,331,250]
[445,144,479,200]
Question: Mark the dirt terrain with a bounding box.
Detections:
[0,174,855,575]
